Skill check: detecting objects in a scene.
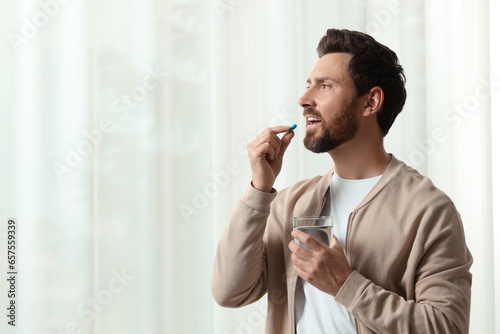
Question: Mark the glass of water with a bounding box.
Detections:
[293,216,334,251]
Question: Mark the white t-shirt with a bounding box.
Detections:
[295,173,382,334]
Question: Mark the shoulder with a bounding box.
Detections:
[391,162,453,208]
[374,159,464,238]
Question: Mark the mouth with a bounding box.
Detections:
[305,116,322,129]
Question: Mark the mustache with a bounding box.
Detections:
[303,107,321,119]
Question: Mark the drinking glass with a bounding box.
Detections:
[293,216,334,251]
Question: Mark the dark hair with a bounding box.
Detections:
[317,28,406,137]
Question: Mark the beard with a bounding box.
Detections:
[303,99,359,153]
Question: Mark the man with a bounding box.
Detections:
[211,28,472,334]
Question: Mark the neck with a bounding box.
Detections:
[328,136,390,180]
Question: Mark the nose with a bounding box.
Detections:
[298,89,315,108]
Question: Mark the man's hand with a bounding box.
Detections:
[247,126,294,192]
[288,229,353,296]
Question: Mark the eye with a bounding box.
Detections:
[320,84,331,89]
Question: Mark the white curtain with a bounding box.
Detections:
[0,0,497,333]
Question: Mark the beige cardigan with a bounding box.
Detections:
[211,156,472,333]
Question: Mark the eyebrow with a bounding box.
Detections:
[306,77,336,84]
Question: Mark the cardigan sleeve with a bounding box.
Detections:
[211,184,277,307]
[336,202,473,334]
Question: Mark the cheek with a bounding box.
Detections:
[318,100,341,117]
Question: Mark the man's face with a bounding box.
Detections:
[298,53,361,153]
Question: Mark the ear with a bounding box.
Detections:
[361,86,384,117]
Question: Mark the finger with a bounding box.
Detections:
[251,125,295,160]
[254,127,288,146]
[278,131,294,157]
[291,253,308,273]
[256,125,294,147]
[291,229,325,252]
[268,125,293,135]
[266,134,282,158]
[255,127,281,142]
[254,133,281,158]
[288,239,312,260]
[330,234,342,250]
[294,265,312,283]
[288,239,301,253]
[265,145,278,160]
[250,135,279,160]
[248,142,275,163]
[252,134,279,150]
[290,252,310,273]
